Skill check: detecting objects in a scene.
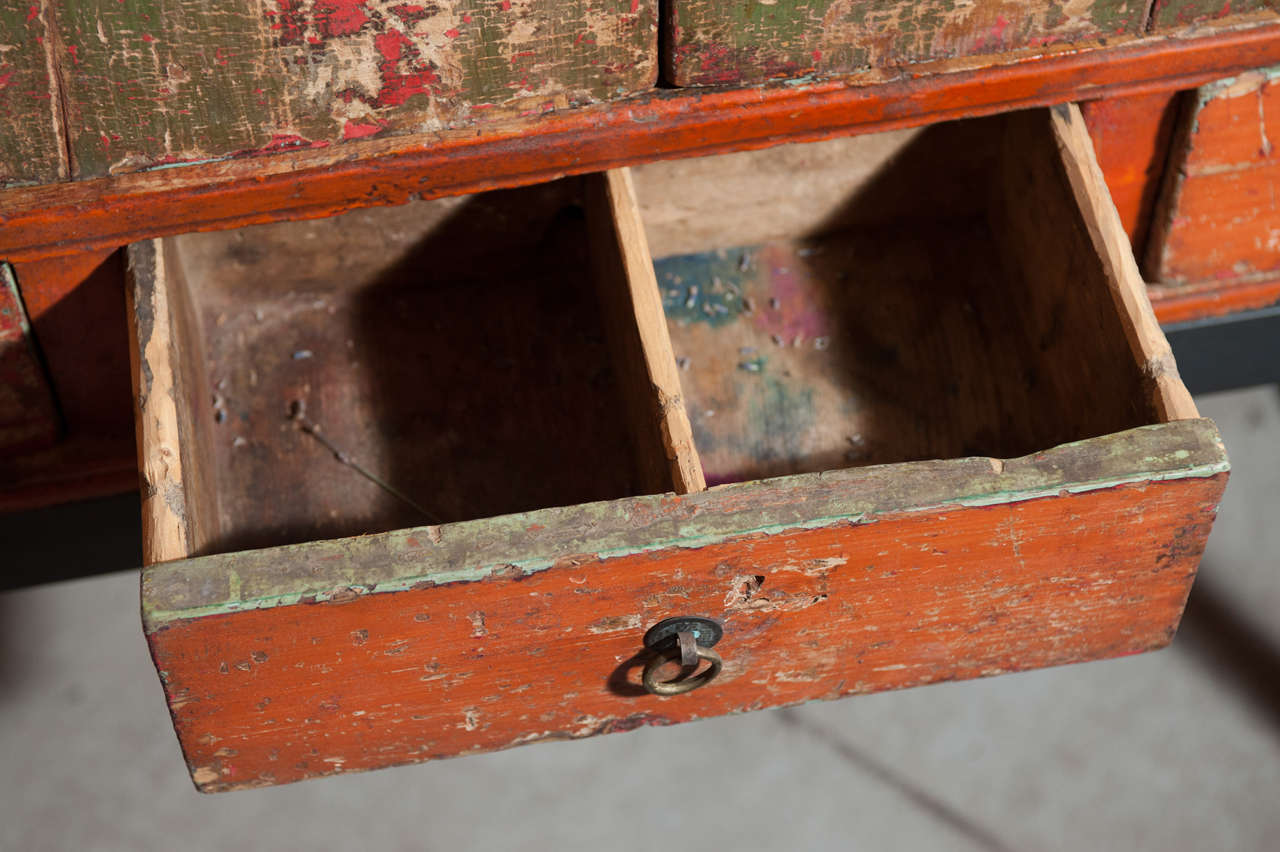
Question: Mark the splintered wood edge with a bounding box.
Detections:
[1049,103,1199,422]
[127,241,194,564]
[142,418,1227,626]
[127,240,218,564]
[596,168,705,494]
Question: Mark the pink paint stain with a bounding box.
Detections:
[749,243,832,341]
[341,119,384,140]
[990,15,1009,41]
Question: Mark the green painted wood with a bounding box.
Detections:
[54,0,656,178]
[668,0,1148,86]
[1152,0,1278,32]
[0,4,66,186]
[143,417,1228,625]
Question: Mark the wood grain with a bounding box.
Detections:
[126,239,219,562]
[53,0,656,177]
[1152,0,1279,32]
[585,169,705,495]
[0,2,65,186]
[636,111,1165,485]
[136,182,656,554]
[1046,104,1197,421]
[141,418,1228,791]
[667,0,1148,86]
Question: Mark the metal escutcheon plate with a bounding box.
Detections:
[643,616,723,651]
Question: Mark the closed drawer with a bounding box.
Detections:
[132,105,1227,792]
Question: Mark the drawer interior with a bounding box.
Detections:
[630,111,1191,486]
[129,106,1193,566]
[128,179,699,558]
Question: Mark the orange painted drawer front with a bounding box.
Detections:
[131,105,1226,792]
[1146,65,1280,321]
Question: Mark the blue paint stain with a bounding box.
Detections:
[654,247,756,328]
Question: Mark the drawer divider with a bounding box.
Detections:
[586,168,706,495]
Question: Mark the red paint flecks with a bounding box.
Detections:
[26,4,39,21]
[812,49,822,63]
[390,3,433,23]
[141,33,156,43]
[315,0,370,38]
[272,0,308,46]
[342,120,384,140]
[445,28,461,38]
[363,30,441,108]
[629,0,639,12]
[0,72,11,90]
[501,0,512,10]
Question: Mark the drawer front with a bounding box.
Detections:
[132,105,1226,791]
[145,424,1224,791]
[46,0,657,178]
[1146,66,1280,320]
[666,0,1146,87]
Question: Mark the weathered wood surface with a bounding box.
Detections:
[1080,91,1181,257]
[0,264,61,453]
[1146,66,1280,300]
[0,4,65,186]
[638,108,1173,486]
[3,25,1280,265]
[0,249,137,511]
[127,240,221,562]
[1153,0,1279,32]
[585,169,705,496]
[53,0,656,177]
[1041,104,1197,421]
[142,419,1228,791]
[127,180,659,554]
[667,0,1148,86]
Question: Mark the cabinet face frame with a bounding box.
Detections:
[131,106,1227,792]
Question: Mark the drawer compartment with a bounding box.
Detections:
[134,106,1227,792]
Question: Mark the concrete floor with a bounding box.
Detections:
[2,387,1277,852]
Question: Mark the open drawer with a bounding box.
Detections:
[132,105,1228,792]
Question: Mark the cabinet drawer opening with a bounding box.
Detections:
[128,178,700,562]
[631,108,1196,486]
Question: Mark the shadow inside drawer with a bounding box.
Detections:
[636,114,1155,485]
[170,181,639,553]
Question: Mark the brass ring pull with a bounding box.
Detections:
[642,644,723,696]
[640,616,725,697]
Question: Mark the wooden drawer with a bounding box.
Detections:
[1145,66,1280,321]
[666,0,1147,87]
[131,105,1227,792]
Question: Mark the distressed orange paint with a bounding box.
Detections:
[1150,67,1280,289]
[1080,91,1181,259]
[148,475,1225,791]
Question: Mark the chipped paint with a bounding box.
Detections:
[669,0,1148,86]
[144,419,1228,625]
[51,0,657,178]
